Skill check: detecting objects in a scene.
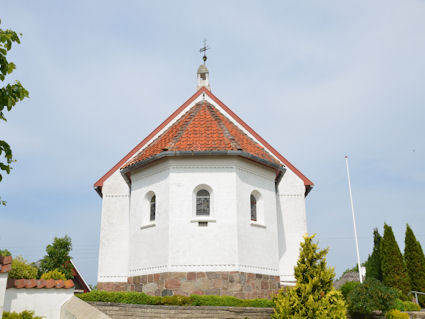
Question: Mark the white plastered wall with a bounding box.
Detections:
[276,169,307,284]
[128,160,170,276]
[3,288,74,319]
[98,170,130,283]
[127,156,285,277]
[0,273,7,317]
[167,157,238,273]
[236,160,279,276]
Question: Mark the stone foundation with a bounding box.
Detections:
[98,271,280,299]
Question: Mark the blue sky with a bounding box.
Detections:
[1,1,424,285]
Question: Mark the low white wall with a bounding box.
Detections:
[0,273,7,318]
[61,296,111,319]
[3,288,74,319]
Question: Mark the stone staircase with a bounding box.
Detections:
[89,302,274,319]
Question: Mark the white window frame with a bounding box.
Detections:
[141,191,156,229]
[250,190,265,228]
[191,184,216,223]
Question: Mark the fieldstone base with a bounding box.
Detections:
[98,271,280,299]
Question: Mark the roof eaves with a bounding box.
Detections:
[95,86,313,196]
[120,150,286,184]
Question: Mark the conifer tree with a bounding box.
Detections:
[380,223,410,295]
[404,224,425,306]
[272,234,347,319]
[366,228,382,281]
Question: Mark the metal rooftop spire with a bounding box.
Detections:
[199,39,210,63]
[197,39,211,91]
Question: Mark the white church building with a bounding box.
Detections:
[94,60,313,298]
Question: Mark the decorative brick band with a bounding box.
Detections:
[98,271,280,299]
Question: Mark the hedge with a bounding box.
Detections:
[393,299,421,312]
[77,291,273,308]
[386,309,409,319]
[2,310,42,319]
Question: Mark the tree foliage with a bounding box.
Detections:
[404,224,425,306]
[40,269,67,280]
[2,310,42,319]
[272,234,347,319]
[346,278,398,315]
[0,248,11,256]
[380,224,410,296]
[0,19,29,205]
[366,228,383,281]
[8,256,38,279]
[39,235,73,279]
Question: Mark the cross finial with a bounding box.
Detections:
[199,39,210,63]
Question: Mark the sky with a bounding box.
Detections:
[0,0,424,285]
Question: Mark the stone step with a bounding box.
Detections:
[90,302,274,319]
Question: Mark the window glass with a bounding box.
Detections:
[150,195,156,221]
[196,189,210,216]
[250,194,257,221]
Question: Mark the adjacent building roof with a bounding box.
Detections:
[70,259,91,293]
[122,101,281,170]
[94,87,313,195]
[0,255,12,273]
[7,279,74,289]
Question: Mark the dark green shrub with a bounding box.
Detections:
[366,228,383,281]
[392,298,421,311]
[2,310,42,319]
[404,224,425,307]
[340,281,360,300]
[77,290,273,307]
[347,278,398,314]
[8,256,38,279]
[381,224,410,296]
[385,309,409,319]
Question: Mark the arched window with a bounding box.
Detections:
[150,195,156,221]
[250,194,257,221]
[196,189,210,216]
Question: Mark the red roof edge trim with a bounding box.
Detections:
[94,88,206,192]
[203,89,314,187]
[94,86,313,195]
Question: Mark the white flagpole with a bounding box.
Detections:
[345,155,363,283]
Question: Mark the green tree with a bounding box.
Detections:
[366,228,383,281]
[0,248,11,256]
[8,256,38,279]
[380,224,410,296]
[40,269,67,280]
[404,224,425,306]
[346,278,398,315]
[39,235,73,279]
[272,234,347,319]
[0,19,29,205]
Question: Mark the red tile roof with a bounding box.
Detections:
[7,279,74,289]
[94,87,313,194]
[123,101,281,169]
[0,256,12,273]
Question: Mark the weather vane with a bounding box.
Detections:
[199,39,210,63]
